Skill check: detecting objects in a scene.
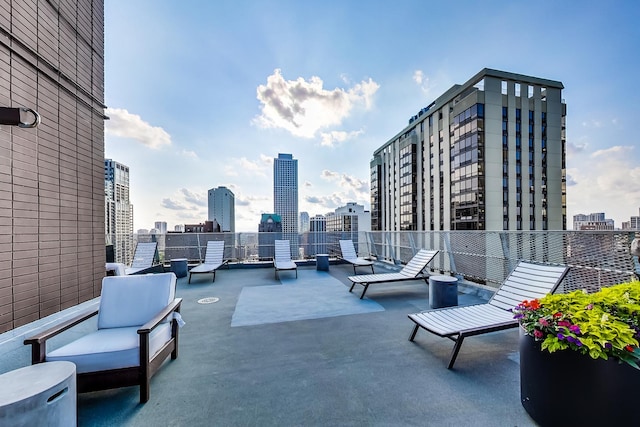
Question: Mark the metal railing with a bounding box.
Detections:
[107,230,640,292]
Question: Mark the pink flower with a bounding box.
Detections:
[534,330,544,339]
[557,320,571,327]
[538,318,549,327]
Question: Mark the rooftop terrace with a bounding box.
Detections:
[4,260,539,426]
[2,229,639,425]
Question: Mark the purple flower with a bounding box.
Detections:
[566,336,583,347]
[569,324,581,335]
[513,313,524,319]
[604,342,612,349]
[557,333,565,340]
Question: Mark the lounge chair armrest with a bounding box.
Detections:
[24,308,99,364]
[138,298,182,335]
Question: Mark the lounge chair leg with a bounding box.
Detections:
[353,265,357,274]
[409,324,420,341]
[447,335,465,369]
[212,271,215,282]
[360,284,369,299]
[370,265,374,274]
[188,273,192,284]
[349,282,356,292]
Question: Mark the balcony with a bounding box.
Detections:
[1,230,639,425]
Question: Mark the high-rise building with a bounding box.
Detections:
[208,186,235,232]
[105,160,134,264]
[299,212,310,234]
[573,213,614,231]
[0,0,105,332]
[308,214,327,256]
[371,68,566,232]
[326,202,371,251]
[273,153,298,256]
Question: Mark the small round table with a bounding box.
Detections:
[429,275,459,309]
[316,254,329,271]
[170,258,188,278]
[0,361,77,427]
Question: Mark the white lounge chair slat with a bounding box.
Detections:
[347,249,438,299]
[188,241,227,283]
[408,261,569,369]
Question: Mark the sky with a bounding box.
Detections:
[103,0,640,232]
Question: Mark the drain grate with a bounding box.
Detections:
[197,297,220,304]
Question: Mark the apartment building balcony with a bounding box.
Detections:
[1,230,638,425]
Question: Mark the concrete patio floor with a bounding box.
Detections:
[1,262,537,426]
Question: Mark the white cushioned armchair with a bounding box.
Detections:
[24,272,183,403]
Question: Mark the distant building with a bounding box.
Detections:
[258,213,282,260]
[371,68,566,232]
[105,159,134,264]
[154,221,168,234]
[184,220,220,233]
[208,186,235,232]
[326,202,371,252]
[622,209,640,230]
[309,215,327,256]
[300,212,310,233]
[274,153,298,257]
[573,213,614,230]
[174,224,185,232]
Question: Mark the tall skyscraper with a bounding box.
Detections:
[371,68,566,232]
[299,212,310,234]
[0,0,105,332]
[208,186,235,232]
[273,153,298,256]
[105,159,134,264]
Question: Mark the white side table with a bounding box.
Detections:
[0,361,77,427]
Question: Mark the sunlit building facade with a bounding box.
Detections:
[274,153,298,256]
[371,68,566,232]
[105,159,134,264]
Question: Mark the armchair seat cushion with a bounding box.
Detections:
[46,323,172,374]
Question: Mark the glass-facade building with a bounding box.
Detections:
[273,153,298,257]
[208,186,235,233]
[371,68,566,232]
[105,159,133,264]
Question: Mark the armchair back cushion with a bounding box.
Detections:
[97,272,176,329]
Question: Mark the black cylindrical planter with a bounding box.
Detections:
[520,329,639,426]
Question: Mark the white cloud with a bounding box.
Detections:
[254,69,379,138]
[224,156,270,177]
[319,129,364,147]
[105,108,171,149]
[181,149,197,158]
[566,145,640,227]
[413,69,431,95]
[301,169,370,213]
[180,188,206,207]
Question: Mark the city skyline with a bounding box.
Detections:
[103,1,640,232]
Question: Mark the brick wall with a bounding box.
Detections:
[0,0,105,332]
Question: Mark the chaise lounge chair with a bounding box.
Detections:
[24,272,184,403]
[348,249,438,299]
[125,242,159,275]
[408,261,569,369]
[339,239,374,274]
[274,239,297,279]
[188,240,227,283]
